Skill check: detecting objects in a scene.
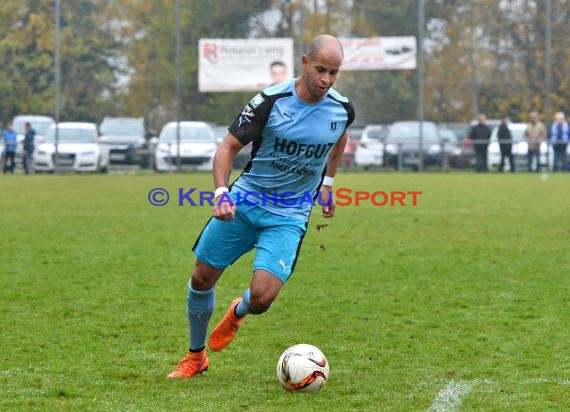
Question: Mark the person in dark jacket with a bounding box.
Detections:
[470,114,492,172]
[498,116,515,172]
[23,122,36,175]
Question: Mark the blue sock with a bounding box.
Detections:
[235,288,254,317]
[187,285,215,352]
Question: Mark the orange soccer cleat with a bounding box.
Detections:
[208,297,244,352]
[166,349,209,378]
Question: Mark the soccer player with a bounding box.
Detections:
[167,34,355,378]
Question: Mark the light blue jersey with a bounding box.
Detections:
[229,78,355,221]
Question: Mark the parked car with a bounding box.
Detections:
[99,117,155,167]
[340,133,356,168]
[348,125,365,144]
[34,122,109,172]
[210,124,254,170]
[487,122,554,171]
[384,121,451,170]
[354,125,389,168]
[13,115,55,162]
[438,127,464,169]
[154,121,217,171]
[438,122,472,168]
[210,124,228,144]
[233,141,254,170]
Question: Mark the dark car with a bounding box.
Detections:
[210,124,254,170]
[99,117,155,168]
[438,123,471,169]
[383,121,449,170]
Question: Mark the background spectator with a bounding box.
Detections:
[524,111,547,172]
[2,121,17,174]
[471,114,492,172]
[23,122,36,175]
[498,116,514,172]
[549,111,569,172]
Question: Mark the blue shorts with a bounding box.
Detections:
[193,199,308,283]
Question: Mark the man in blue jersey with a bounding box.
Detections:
[2,121,17,174]
[167,34,355,379]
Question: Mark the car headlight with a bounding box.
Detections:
[428,144,441,154]
[516,143,527,155]
[37,150,48,156]
[385,144,397,154]
[158,145,170,154]
[82,151,96,156]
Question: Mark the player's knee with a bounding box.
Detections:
[190,260,222,290]
[249,292,274,314]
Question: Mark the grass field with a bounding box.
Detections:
[1,172,569,411]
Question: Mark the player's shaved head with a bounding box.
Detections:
[297,34,344,103]
[306,34,344,61]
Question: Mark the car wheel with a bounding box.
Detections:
[97,157,108,173]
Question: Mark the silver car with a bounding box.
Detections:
[384,121,451,170]
[154,121,217,172]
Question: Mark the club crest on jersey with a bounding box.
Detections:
[330,121,337,131]
[249,93,265,109]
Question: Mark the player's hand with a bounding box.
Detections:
[320,185,335,218]
[213,195,236,221]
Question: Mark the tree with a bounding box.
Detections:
[114,0,273,131]
[0,0,120,123]
[0,1,54,122]
[424,0,570,123]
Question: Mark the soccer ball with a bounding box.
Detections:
[276,344,329,392]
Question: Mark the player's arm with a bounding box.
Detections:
[215,92,270,220]
[320,131,348,218]
[212,133,244,221]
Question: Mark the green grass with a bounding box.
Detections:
[1,172,569,411]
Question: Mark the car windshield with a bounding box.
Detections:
[510,128,525,143]
[349,127,364,140]
[387,122,440,144]
[493,127,525,143]
[160,125,214,143]
[45,127,98,143]
[439,129,457,142]
[210,125,229,139]
[100,118,144,135]
[13,119,54,135]
[364,127,387,141]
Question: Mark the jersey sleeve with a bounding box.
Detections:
[228,92,272,145]
[345,100,355,130]
[335,99,355,133]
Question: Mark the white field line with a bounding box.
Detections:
[427,378,569,412]
[523,378,570,385]
[427,380,477,412]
